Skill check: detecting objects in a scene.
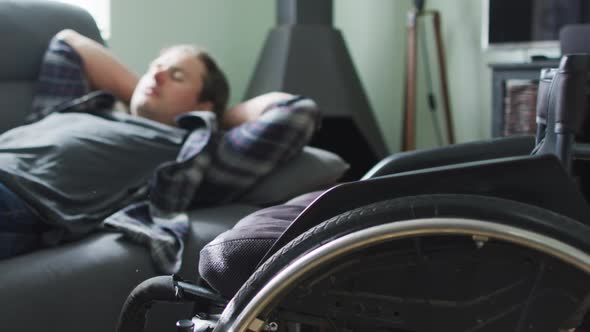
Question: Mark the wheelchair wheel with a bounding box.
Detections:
[214,194,590,332]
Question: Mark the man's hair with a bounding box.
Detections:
[162,45,230,118]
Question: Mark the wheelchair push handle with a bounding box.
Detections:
[535,68,556,144]
[554,54,590,136]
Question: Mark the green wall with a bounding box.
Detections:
[109,0,558,153]
[109,0,274,114]
[334,0,410,152]
[334,0,485,151]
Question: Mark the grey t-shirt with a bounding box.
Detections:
[0,111,185,236]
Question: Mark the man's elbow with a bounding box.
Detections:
[264,91,295,102]
[55,29,81,44]
[55,29,98,51]
[270,95,321,136]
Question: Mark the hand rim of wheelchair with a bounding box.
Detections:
[217,195,590,332]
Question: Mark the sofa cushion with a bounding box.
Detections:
[239,146,349,205]
[0,203,259,332]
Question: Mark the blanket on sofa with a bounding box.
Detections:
[103,95,319,274]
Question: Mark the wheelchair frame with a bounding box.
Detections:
[214,157,590,331]
[117,55,590,332]
[226,217,590,331]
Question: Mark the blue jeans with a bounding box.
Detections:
[0,182,47,259]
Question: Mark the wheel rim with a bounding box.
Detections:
[226,217,590,332]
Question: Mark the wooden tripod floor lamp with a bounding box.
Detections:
[403,0,455,151]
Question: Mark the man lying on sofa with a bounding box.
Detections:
[0,29,319,269]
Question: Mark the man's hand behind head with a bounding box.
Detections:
[222,92,295,130]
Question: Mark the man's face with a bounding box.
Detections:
[130,48,212,125]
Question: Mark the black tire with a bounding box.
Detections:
[216,194,590,331]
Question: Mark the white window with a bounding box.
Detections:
[53,0,110,39]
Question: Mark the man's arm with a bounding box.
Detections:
[56,29,138,104]
[190,93,320,205]
[221,92,294,129]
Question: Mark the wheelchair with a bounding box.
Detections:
[117,54,590,332]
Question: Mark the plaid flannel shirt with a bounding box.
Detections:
[30,37,320,273]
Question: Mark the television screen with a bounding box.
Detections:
[487,0,590,46]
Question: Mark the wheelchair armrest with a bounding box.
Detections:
[362,135,535,179]
[260,154,590,266]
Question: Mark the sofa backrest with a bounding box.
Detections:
[0,0,103,134]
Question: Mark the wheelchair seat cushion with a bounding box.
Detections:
[199,191,323,297]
